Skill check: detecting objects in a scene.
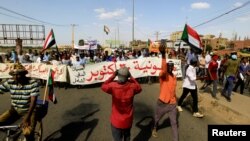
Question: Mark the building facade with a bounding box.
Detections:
[233,39,250,50]
[170,31,182,42]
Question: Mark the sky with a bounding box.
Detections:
[0,0,250,46]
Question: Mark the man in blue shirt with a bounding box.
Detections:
[233,57,248,94]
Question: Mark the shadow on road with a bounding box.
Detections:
[134,102,154,119]
[44,109,99,141]
[133,116,154,141]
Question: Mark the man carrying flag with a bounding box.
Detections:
[181,24,203,53]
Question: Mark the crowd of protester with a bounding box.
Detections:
[1,45,250,141]
[0,47,250,95]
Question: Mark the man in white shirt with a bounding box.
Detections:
[72,56,84,67]
[177,57,204,118]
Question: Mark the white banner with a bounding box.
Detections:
[0,58,182,85]
[74,40,98,50]
[68,57,182,85]
[0,63,67,82]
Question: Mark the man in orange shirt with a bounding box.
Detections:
[152,41,178,141]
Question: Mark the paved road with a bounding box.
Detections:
[0,82,231,141]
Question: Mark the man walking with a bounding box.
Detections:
[151,41,179,141]
[200,54,219,99]
[177,57,204,118]
[221,54,239,102]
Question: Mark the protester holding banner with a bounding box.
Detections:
[101,67,142,141]
[152,41,179,141]
[0,63,39,140]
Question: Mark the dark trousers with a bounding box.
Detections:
[233,78,245,94]
[178,87,198,113]
[111,124,131,141]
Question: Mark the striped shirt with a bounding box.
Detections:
[0,79,39,112]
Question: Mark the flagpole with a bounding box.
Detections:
[43,68,51,104]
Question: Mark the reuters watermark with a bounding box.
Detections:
[208,125,250,140]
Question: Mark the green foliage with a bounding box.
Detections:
[219,46,225,50]
[206,45,212,52]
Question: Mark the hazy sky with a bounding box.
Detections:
[1,0,250,45]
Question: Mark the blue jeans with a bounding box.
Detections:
[222,76,234,97]
[111,124,131,141]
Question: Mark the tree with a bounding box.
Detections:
[206,45,212,52]
[78,39,85,46]
[219,46,225,50]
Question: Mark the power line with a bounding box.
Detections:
[161,1,250,38]
[0,6,70,27]
[194,1,250,28]
[203,10,250,27]
[0,12,38,23]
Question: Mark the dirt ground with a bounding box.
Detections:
[175,81,250,124]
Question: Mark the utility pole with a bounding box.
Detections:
[132,0,135,50]
[71,24,78,49]
[117,21,120,48]
[115,28,117,48]
[115,19,120,48]
[155,31,160,41]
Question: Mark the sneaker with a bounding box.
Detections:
[152,128,158,137]
[226,96,231,102]
[193,112,204,118]
[177,106,183,112]
[221,91,226,97]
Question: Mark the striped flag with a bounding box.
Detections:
[42,29,56,52]
[48,69,57,104]
[181,24,203,52]
[104,25,110,35]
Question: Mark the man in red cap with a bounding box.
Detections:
[200,54,219,99]
[101,67,142,141]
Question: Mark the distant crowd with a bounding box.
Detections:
[0,47,249,96]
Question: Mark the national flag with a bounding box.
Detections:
[48,69,57,104]
[42,29,57,52]
[181,24,203,51]
[104,25,110,35]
